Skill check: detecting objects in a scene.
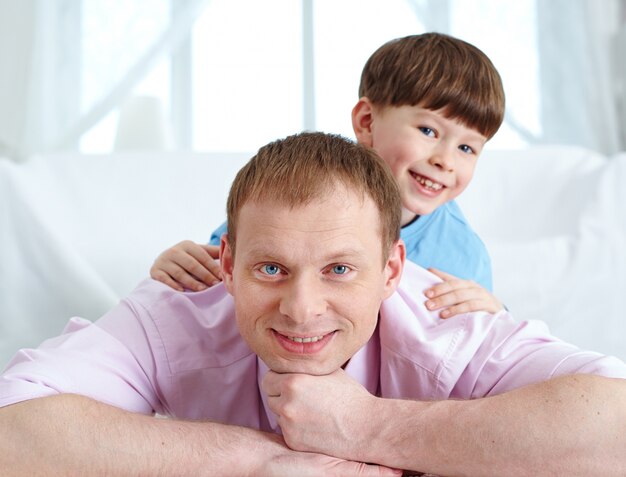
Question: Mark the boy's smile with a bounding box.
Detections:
[220,187,404,376]
[354,102,487,224]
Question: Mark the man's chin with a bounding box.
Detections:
[264,357,341,376]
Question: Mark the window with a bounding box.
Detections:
[78,0,540,153]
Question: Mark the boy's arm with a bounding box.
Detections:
[0,393,401,476]
[150,240,221,291]
[264,370,626,476]
[424,267,503,318]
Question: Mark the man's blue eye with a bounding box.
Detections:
[332,265,348,275]
[262,264,280,275]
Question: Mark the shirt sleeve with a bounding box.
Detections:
[0,299,163,414]
[448,311,626,398]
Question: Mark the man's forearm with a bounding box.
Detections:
[0,394,274,476]
[368,374,626,476]
[0,393,403,477]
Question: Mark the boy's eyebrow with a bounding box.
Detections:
[411,108,488,143]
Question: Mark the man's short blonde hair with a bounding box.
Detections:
[226,132,401,261]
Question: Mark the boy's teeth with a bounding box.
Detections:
[288,335,325,343]
[416,175,443,191]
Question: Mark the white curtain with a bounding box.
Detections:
[0,0,208,162]
[2,0,626,159]
[0,0,39,161]
[408,0,626,155]
[536,0,626,154]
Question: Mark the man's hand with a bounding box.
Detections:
[263,368,380,463]
[265,443,403,477]
[424,267,503,319]
[150,240,221,291]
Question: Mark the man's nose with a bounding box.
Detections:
[279,273,327,323]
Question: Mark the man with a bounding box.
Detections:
[1,132,625,476]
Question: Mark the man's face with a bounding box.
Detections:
[220,188,404,375]
[354,102,487,225]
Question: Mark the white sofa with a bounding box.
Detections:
[1,145,624,368]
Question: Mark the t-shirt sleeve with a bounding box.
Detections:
[402,201,493,291]
[209,221,228,246]
[0,300,163,414]
[470,244,493,292]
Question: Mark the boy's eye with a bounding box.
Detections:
[459,144,475,154]
[418,126,436,138]
[260,264,281,275]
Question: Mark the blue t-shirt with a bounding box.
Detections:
[209,199,492,291]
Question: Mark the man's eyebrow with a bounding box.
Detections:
[320,247,369,262]
[243,246,369,262]
[242,246,280,260]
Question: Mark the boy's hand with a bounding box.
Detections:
[424,268,503,319]
[149,240,221,292]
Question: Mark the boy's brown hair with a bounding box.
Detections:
[226,132,401,262]
[359,33,505,139]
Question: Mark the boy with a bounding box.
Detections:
[151,33,505,318]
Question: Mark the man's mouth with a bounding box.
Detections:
[273,330,335,354]
[285,334,326,343]
[411,172,444,191]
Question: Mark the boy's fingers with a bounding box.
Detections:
[200,244,221,259]
[205,260,223,281]
[426,288,468,310]
[430,293,503,317]
[425,282,449,298]
[425,279,466,299]
[164,263,211,291]
[151,269,185,292]
[187,247,223,281]
[172,249,221,285]
[427,267,457,281]
[438,301,480,319]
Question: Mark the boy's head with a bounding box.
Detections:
[352,33,505,222]
[220,131,405,375]
[225,131,402,260]
[358,32,504,140]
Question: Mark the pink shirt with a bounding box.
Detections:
[2,262,625,432]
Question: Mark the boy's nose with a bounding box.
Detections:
[429,145,455,171]
[279,274,327,323]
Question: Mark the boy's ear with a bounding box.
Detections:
[351,97,375,147]
[219,235,235,295]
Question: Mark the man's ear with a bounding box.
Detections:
[220,235,235,294]
[382,239,406,300]
[351,97,375,147]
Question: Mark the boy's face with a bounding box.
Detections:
[353,101,487,224]
[220,187,404,376]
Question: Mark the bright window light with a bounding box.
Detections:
[191,0,303,153]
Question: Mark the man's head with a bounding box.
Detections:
[352,33,506,223]
[225,132,402,260]
[220,132,405,375]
